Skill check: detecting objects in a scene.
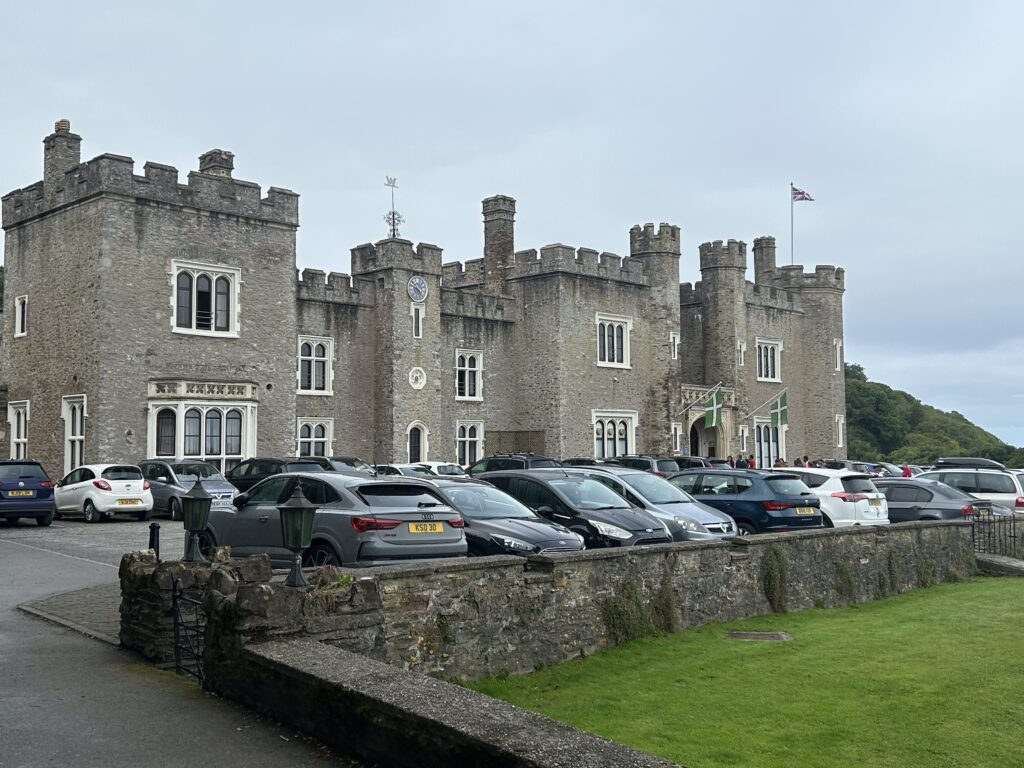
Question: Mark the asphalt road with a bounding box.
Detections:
[0,517,360,768]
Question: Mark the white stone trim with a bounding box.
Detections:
[406,420,429,462]
[146,400,257,467]
[670,332,680,361]
[411,302,424,339]
[671,422,683,453]
[297,335,335,396]
[755,338,782,382]
[456,420,484,465]
[591,409,638,458]
[455,348,484,402]
[834,339,843,372]
[595,313,633,369]
[61,395,87,475]
[14,295,28,337]
[169,259,242,338]
[7,400,29,460]
[296,417,335,457]
[836,414,846,448]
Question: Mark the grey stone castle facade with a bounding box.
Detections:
[1,121,847,478]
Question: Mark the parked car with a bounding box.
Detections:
[603,455,681,476]
[561,465,736,541]
[873,477,995,522]
[54,464,154,522]
[916,468,1024,511]
[375,463,437,477]
[419,461,469,476]
[328,456,375,475]
[467,453,563,476]
[225,456,334,492]
[202,473,466,567]
[932,457,1006,470]
[560,457,610,466]
[667,469,822,535]
[479,469,671,548]
[0,459,56,527]
[138,459,236,520]
[429,476,584,555]
[784,468,889,527]
[821,459,881,475]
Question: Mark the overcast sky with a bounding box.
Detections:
[3,2,1022,444]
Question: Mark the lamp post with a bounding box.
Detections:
[181,478,213,563]
[277,482,317,588]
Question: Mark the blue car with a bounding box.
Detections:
[0,460,57,526]
[668,469,822,535]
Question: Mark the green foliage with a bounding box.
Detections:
[834,560,855,602]
[599,578,675,645]
[845,363,1020,463]
[760,545,789,613]
[471,579,1024,768]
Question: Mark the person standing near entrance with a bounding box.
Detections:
[735,455,748,468]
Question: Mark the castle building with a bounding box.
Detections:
[0,121,847,478]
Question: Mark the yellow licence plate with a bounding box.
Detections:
[7,490,33,497]
[795,507,816,515]
[117,499,140,506]
[408,522,443,534]
[868,498,881,507]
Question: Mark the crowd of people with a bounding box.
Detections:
[720,455,913,476]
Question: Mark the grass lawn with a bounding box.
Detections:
[470,578,1024,767]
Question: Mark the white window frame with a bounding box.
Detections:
[591,409,638,459]
[411,302,424,339]
[595,313,632,369]
[671,422,683,453]
[756,338,782,382]
[669,332,680,361]
[62,395,87,475]
[146,401,257,471]
[737,340,746,367]
[14,295,28,337]
[170,259,242,338]
[297,336,334,396]
[834,339,843,372]
[297,418,334,457]
[7,400,29,460]
[406,420,429,462]
[456,421,484,466]
[739,424,749,454]
[455,349,483,401]
[754,418,784,469]
[836,414,846,448]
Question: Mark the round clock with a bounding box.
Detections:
[407,275,428,302]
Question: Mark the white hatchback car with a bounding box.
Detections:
[787,468,889,527]
[54,464,154,523]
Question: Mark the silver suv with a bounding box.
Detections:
[916,468,1024,512]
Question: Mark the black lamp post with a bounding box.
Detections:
[277,482,317,588]
[181,478,213,563]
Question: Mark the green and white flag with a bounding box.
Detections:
[704,389,724,428]
[770,391,788,427]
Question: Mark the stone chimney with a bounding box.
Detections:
[198,149,235,177]
[482,195,515,293]
[753,236,777,285]
[43,118,82,192]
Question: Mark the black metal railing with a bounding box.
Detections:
[971,513,1018,557]
[171,578,205,685]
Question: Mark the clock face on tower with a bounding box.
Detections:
[407,275,428,303]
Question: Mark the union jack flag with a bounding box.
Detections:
[791,185,814,202]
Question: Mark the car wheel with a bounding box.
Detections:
[169,497,182,522]
[304,543,340,567]
[736,521,757,536]
[196,529,216,557]
[821,513,834,528]
[83,500,101,524]
[53,509,62,521]
[36,511,54,527]
[136,507,152,522]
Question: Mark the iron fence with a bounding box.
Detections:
[971,513,1018,557]
[171,578,205,685]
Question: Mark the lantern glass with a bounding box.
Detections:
[181,479,213,532]
[278,484,316,551]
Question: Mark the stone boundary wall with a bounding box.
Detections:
[121,521,976,678]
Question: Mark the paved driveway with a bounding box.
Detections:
[0,517,363,767]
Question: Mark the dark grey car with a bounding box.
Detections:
[873,477,996,521]
[139,459,236,520]
[201,472,467,567]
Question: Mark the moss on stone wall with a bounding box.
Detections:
[760,545,789,613]
[834,559,855,602]
[600,577,676,645]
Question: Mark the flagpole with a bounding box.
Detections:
[740,387,788,420]
[790,182,794,265]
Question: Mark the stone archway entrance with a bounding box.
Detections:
[689,421,720,458]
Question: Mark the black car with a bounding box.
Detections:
[225,456,334,492]
[874,477,995,521]
[604,455,682,476]
[328,456,375,475]
[0,460,56,526]
[429,477,584,556]
[668,468,822,535]
[479,469,671,548]
[467,453,563,476]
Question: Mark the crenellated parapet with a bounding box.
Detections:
[746,281,802,311]
[502,243,649,286]
[297,268,375,306]
[3,146,299,229]
[629,222,681,256]
[441,288,512,322]
[442,259,485,288]
[699,239,747,272]
[773,264,846,292]
[350,239,443,276]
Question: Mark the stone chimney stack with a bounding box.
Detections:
[753,236,777,285]
[198,149,235,177]
[482,195,515,293]
[43,118,82,193]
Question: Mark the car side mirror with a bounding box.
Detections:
[535,505,555,515]
[55,480,63,488]
[156,476,168,483]
[233,493,249,508]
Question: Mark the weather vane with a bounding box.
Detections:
[384,176,404,238]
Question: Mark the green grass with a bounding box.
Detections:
[470,578,1024,767]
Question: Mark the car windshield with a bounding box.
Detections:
[102,466,143,480]
[357,485,448,509]
[330,458,374,474]
[766,477,813,495]
[170,463,225,481]
[548,477,631,510]
[433,464,466,476]
[622,473,691,504]
[443,485,534,519]
[284,462,327,473]
[933,483,974,500]
[0,463,47,480]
